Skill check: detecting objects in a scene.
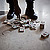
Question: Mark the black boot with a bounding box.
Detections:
[7,10,14,20]
[25,0,38,20]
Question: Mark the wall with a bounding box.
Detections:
[0,0,9,15]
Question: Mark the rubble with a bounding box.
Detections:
[12,24,20,29]
[18,27,25,32]
[3,18,46,33]
[7,22,12,26]
[41,32,49,39]
[40,21,45,29]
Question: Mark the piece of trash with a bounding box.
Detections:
[22,24,29,29]
[40,21,45,29]
[41,32,49,39]
[14,21,20,24]
[18,27,25,32]
[12,24,19,29]
[29,22,36,30]
[7,22,12,26]
[35,20,40,23]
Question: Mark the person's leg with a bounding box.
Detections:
[25,0,38,20]
[6,0,14,19]
[13,0,21,19]
[3,0,21,23]
[6,0,21,20]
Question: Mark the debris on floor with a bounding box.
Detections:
[22,24,29,29]
[40,21,45,29]
[14,21,20,24]
[2,17,46,33]
[29,22,36,30]
[35,20,40,23]
[12,23,20,29]
[7,22,12,26]
[3,20,8,24]
[41,32,49,39]
[2,17,50,40]
[12,25,18,29]
[18,27,25,32]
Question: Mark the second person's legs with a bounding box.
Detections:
[25,0,38,20]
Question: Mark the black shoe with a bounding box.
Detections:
[25,9,38,20]
[7,11,14,20]
[30,14,38,20]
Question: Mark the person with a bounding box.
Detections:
[4,0,37,23]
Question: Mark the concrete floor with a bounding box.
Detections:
[0,0,50,50]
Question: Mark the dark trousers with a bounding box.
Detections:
[6,0,21,15]
[6,0,35,15]
[6,0,14,13]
